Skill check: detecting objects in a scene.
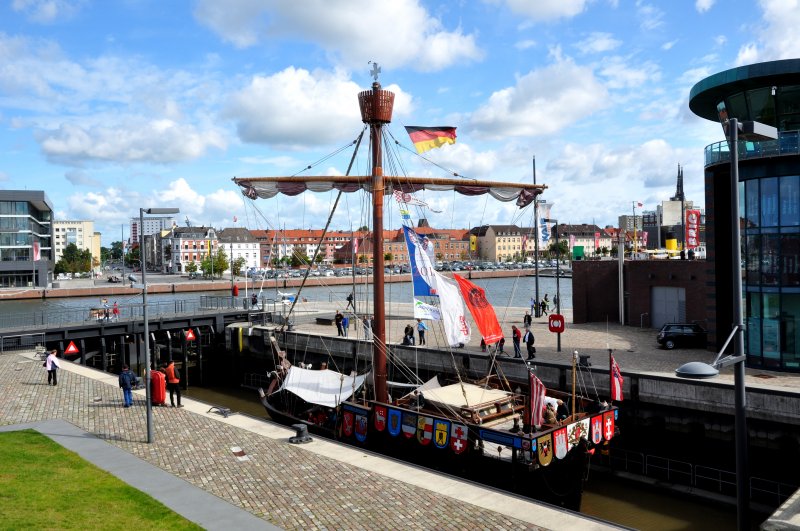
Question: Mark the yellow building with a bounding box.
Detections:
[53,220,101,269]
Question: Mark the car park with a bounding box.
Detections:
[657,323,708,349]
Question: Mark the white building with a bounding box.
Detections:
[130,216,176,245]
[217,227,260,272]
[53,220,101,268]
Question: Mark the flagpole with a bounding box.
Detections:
[533,156,540,318]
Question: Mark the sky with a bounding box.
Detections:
[1,0,799,247]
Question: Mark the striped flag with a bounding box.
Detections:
[610,355,624,401]
[353,237,359,255]
[405,126,456,154]
[529,372,546,427]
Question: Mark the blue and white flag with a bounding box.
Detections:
[402,226,437,297]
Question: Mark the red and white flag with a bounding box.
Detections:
[636,201,643,208]
[610,355,624,401]
[353,237,359,255]
[454,274,503,344]
[529,372,546,427]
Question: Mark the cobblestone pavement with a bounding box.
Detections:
[0,351,616,531]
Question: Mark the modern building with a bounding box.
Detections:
[0,190,53,288]
[689,58,800,372]
[130,216,176,245]
[53,220,101,269]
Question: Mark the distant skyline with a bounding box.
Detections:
[1,0,798,246]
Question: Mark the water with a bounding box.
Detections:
[0,275,571,316]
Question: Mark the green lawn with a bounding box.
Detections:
[0,430,202,530]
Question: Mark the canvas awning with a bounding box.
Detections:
[280,367,368,408]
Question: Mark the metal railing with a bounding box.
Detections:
[607,447,797,506]
[0,333,46,354]
[0,296,243,331]
[704,130,800,167]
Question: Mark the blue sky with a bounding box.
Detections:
[1,0,798,246]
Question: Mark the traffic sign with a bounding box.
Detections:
[185,329,196,341]
[548,314,565,334]
[65,341,79,354]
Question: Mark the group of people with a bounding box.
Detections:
[511,325,536,360]
[529,294,552,317]
[100,299,120,321]
[117,359,183,408]
[402,319,428,346]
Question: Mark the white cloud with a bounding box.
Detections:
[598,57,661,89]
[0,171,8,182]
[194,0,483,72]
[514,39,537,50]
[736,0,800,64]
[695,0,715,13]
[467,56,609,139]
[574,32,622,54]
[225,67,412,147]
[661,40,677,51]
[500,0,592,22]
[11,0,84,24]
[636,1,665,31]
[37,118,227,165]
[64,169,101,187]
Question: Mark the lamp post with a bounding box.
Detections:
[543,218,561,352]
[137,206,180,444]
[675,118,776,531]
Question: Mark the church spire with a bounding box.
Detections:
[671,163,685,201]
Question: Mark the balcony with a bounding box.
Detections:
[704,130,800,167]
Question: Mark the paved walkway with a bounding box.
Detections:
[0,349,619,531]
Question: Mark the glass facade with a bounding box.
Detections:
[0,196,52,288]
[743,175,800,370]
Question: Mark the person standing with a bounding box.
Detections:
[112,301,120,320]
[540,299,548,316]
[335,311,344,336]
[103,299,110,321]
[346,292,354,310]
[45,349,61,386]
[523,311,532,329]
[251,292,258,310]
[118,364,136,408]
[530,296,536,315]
[511,325,522,358]
[523,328,536,360]
[342,315,349,338]
[164,360,183,408]
[417,318,428,346]
[362,315,372,340]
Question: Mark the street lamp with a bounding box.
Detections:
[138,206,179,443]
[542,218,561,352]
[675,118,776,531]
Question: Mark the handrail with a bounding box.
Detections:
[704,130,800,167]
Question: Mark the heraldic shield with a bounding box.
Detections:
[554,427,569,459]
[342,409,354,437]
[433,419,450,449]
[450,423,468,454]
[387,408,402,437]
[591,415,603,445]
[355,412,368,443]
[401,411,417,438]
[417,415,433,445]
[603,410,615,441]
[538,433,553,466]
[568,418,590,449]
[374,405,387,432]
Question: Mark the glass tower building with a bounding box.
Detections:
[690,59,800,371]
[0,190,54,288]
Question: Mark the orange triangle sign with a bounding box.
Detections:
[65,341,79,354]
[185,329,196,341]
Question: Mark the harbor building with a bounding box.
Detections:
[689,58,800,372]
[0,190,53,288]
[53,220,101,271]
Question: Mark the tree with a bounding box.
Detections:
[186,261,198,273]
[358,225,369,232]
[232,257,246,277]
[54,243,92,274]
[290,250,309,268]
[214,248,229,278]
[109,241,123,260]
[384,252,393,264]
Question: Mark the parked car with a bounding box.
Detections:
[657,323,708,350]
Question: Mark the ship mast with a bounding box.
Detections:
[359,63,393,403]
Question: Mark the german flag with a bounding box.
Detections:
[405,126,457,154]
